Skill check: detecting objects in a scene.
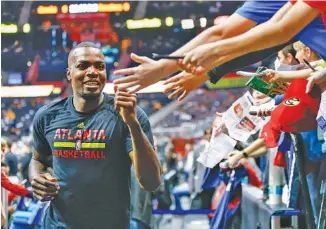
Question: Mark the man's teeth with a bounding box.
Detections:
[85,82,98,85]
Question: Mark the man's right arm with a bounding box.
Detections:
[29,149,52,181]
[29,107,51,180]
[29,150,59,201]
[29,107,59,201]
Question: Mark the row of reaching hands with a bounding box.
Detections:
[112,53,326,102]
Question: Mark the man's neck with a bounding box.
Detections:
[73,93,104,113]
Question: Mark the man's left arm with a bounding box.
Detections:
[115,88,161,192]
[127,115,162,192]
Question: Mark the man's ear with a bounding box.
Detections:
[286,53,293,63]
[66,68,71,82]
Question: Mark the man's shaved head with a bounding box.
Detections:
[68,42,102,67]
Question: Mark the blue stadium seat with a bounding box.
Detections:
[10,201,47,229]
[172,183,191,211]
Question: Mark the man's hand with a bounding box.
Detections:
[113,53,168,93]
[272,82,289,95]
[262,69,285,83]
[227,151,243,168]
[212,112,227,135]
[114,86,138,126]
[306,68,326,93]
[31,173,59,201]
[163,71,209,102]
[177,43,220,75]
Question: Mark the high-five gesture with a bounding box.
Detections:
[114,53,171,93]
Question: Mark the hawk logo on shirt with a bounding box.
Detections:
[283,98,300,106]
[76,140,81,150]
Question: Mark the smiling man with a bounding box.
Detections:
[29,42,161,229]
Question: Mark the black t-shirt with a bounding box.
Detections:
[32,93,154,229]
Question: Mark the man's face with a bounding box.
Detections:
[278,51,297,65]
[277,51,288,65]
[67,47,107,99]
[203,129,212,141]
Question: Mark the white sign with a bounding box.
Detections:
[223,92,273,142]
[197,133,236,168]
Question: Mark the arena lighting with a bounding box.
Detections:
[126,18,162,29]
[36,5,58,15]
[61,5,69,14]
[122,2,131,11]
[1,24,18,34]
[69,3,98,14]
[52,87,62,94]
[104,81,165,94]
[165,17,174,27]
[1,85,54,98]
[98,2,131,12]
[181,19,194,29]
[200,17,207,28]
[23,23,31,33]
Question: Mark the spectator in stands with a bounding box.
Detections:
[195,128,216,213]
[13,40,24,53]
[165,144,178,172]
[3,139,18,177]
[18,144,32,186]
[294,41,321,65]
[1,162,10,175]
[1,138,33,209]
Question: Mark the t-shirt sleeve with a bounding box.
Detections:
[32,107,52,156]
[235,1,286,24]
[303,1,326,11]
[125,107,154,154]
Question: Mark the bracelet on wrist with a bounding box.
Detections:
[241,151,249,158]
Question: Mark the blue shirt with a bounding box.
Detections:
[32,93,154,229]
[235,1,326,59]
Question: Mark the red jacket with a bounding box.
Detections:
[1,172,30,202]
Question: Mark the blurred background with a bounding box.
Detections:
[1,2,277,229]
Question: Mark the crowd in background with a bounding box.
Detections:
[2,1,326,229]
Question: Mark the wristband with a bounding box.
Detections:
[208,69,223,84]
[242,151,249,158]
